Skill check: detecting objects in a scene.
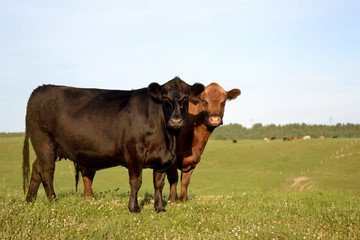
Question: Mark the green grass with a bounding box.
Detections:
[1,137,360,239]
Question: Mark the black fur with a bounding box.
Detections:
[22,77,204,212]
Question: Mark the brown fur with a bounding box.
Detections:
[167,83,241,202]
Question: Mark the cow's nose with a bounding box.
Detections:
[169,118,184,128]
[170,118,182,124]
[209,115,222,126]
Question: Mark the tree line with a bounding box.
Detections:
[0,132,24,138]
[211,123,360,140]
[1,123,360,140]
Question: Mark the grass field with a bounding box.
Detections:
[1,137,359,239]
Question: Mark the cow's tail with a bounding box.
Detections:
[74,163,80,192]
[22,132,30,194]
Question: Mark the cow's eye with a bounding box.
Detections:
[202,99,208,107]
[162,96,173,106]
[180,101,187,110]
[180,97,188,104]
[162,96,171,102]
[179,96,189,102]
[162,96,170,101]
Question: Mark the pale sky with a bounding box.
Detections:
[1,0,359,132]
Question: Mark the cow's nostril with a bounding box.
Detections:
[169,118,184,129]
[209,116,222,125]
[170,118,183,124]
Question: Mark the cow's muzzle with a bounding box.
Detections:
[208,115,222,127]
[168,118,184,129]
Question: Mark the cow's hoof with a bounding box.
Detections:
[168,197,178,203]
[47,195,57,203]
[155,206,166,213]
[179,197,188,202]
[154,205,166,213]
[25,195,36,203]
[128,206,141,213]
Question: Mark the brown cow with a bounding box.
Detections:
[167,83,241,202]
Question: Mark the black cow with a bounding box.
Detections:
[22,77,204,212]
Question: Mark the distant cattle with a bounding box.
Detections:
[303,135,311,140]
[283,136,297,141]
[232,139,238,143]
[319,136,325,140]
[264,137,277,142]
[22,77,204,213]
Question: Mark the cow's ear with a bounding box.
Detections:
[190,83,205,98]
[227,88,241,100]
[190,90,204,105]
[148,82,162,101]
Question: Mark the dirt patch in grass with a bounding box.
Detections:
[291,176,316,192]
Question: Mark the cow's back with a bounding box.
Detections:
[25,85,169,169]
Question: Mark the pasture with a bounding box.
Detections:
[1,136,359,239]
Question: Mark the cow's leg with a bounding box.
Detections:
[39,144,56,201]
[153,170,166,212]
[179,168,194,202]
[81,168,96,197]
[27,130,57,202]
[26,158,42,202]
[128,169,142,213]
[166,163,178,203]
[41,158,56,202]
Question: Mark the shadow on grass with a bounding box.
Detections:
[54,189,170,212]
[95,188,129,198]
[140,192,168,208]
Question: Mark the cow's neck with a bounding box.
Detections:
[179,122,212,172]
[177,102,214,172]
[187,101,215,133]
[194,123,212,145]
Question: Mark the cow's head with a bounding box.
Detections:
[197,83,241,128]
[148,77,205,129]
